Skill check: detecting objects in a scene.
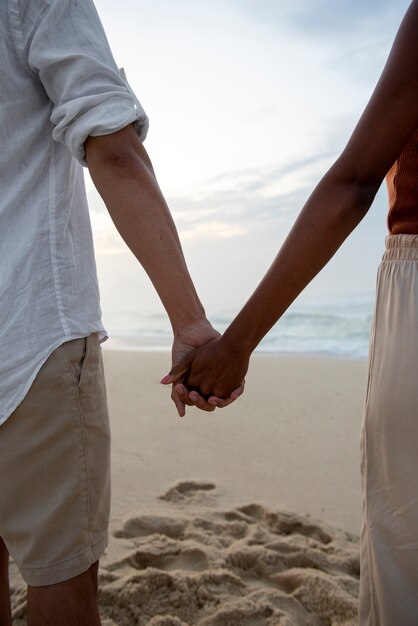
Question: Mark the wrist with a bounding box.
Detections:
[172,315,216,342]
[168,296,207,337]
[221,325,254,359]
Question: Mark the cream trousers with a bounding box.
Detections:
[359,234,418,625]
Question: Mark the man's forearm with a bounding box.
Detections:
[85,127,206,334]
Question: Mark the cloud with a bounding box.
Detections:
[285,0,394,36]
[221,0,408,37]
[167,151,334,237]
[212,0,409,88]
[87,149,335,252]
[179,221,248,241]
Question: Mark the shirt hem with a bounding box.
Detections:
[0,327,108,426]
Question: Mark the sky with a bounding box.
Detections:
[88,0,411,323]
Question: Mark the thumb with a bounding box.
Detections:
[160,355,193,385]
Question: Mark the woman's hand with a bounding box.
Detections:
[163,334,249,411]
[169,319,221,416]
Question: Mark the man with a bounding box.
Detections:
[0,1,239,624]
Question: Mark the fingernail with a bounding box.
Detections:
[208,399,217,406]
[161,374,172,384]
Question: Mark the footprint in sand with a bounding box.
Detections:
[92,481,360,626]
[114,514,187,540]
[11,481,359,625]
[159,481,217,506]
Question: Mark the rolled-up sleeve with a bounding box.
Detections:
[22,0,149,165]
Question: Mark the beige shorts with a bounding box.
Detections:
[0,333,111,587]
[359,235,418,625]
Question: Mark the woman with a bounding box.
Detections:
[163,2,418,624]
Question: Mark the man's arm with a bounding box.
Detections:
[85,125,204,335]
[19,0,233,414]
[85,124,221,416]
[166,0,418,402]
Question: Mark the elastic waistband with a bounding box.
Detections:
[383,235,418,261]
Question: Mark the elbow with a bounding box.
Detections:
[85,126,153,179]
[327,158,383,215]
[101,146,143,174]
[351,173,381,206]
[87,144,147,178]
[350,178,380,216]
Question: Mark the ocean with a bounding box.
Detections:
[102,294,375,359]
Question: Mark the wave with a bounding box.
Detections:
[103,295,375,358]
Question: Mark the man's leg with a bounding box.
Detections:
[0,537,12,626]
[27,561,101,626]
[1,334,110,625]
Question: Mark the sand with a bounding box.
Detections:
[10,351,367,625]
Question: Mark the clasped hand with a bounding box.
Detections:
[161,320,249,417]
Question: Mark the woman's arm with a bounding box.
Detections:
[166,0,418,403]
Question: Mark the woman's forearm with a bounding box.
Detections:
[222,0,418,357]
[167,169,379,400]
[167,0,418,405]
[223,169,378,355]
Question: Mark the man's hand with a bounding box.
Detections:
[167,320,246,416]
[169,319,220,417]
[163,333,248,414]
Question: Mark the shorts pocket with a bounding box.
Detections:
[64,336,91,390]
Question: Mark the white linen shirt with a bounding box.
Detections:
[0,0,148,425]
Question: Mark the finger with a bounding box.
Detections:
[161,354,194,385]
[207,381,245,407]
[230,381,245,401]
[161,365,189,385]
[171,388,186,417]
[207,396,234,408]
[174,383,215,411]
[188,391,216,412]
[174,383,195,407]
